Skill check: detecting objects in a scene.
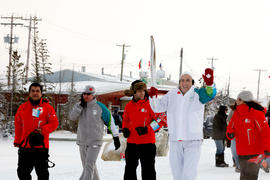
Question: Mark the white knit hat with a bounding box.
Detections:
[180,71,193,79]
[237,91,253,102]
[83,85,96,95]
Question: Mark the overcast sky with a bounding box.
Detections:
[1,0,270,100]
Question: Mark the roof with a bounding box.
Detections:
[0,69,177,95]
[54,80,130,95]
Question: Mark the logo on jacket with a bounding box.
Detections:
[245,118,251,123]
[32,107,43,118]
[93,110,97,115]
[37,107,43,114]
[141,108,147,113]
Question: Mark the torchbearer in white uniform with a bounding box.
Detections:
[148,68,217,180]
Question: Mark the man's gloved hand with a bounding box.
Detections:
[148,87,158,98]
[113,136,120,150]
[80,95,87,108]
[123,128,130,138]
[135,126,148,136]
[225,138,231,148]
[14,143,20,147]
[227,133,234,139]
[202,68,214,86]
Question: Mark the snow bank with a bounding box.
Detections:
[1,138,269,180]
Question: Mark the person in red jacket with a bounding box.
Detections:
[226,90,270,180]
[122,80,157,180]
[14,82,59,180]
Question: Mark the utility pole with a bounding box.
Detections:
[179,48,183,76]
[207,56,218,70]
[58,58,62,128]
[22,16,41,83]
[253,69,267,101]
[226,74,231,105]
[1,15,23,87]
[116,44,130,81]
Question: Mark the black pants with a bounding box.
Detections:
[17,148,49,180]
[239,155,260,180]
[124,143,156,180]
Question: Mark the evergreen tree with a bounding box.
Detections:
[62,68,79,131]
[31,22,41,83]
[0,94,9,137]
[9,51,25,116]
[204,90,229,119]
[1,51,25,137]
[38,39,54,93]
[31,29,54,105]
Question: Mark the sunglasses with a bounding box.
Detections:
[83,93,92,96]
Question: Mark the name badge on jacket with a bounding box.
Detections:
[32,108,40,118]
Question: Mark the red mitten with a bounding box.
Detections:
[149,87,158,98]
[202,68,214,86]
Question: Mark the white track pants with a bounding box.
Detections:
[79,144,101,180]
[169,140,202,180]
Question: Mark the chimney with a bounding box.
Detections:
[167,74,171,80]
[101,67,104,75]
[130,71,132,78]
[81,66,86,72]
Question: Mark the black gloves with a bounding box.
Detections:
[225,138,231,148]
[135,127,148,136]
[227,133,234,139]
[123,128,130,138]
[80,94,87,108]
[265,151,270,156]
[29,130,44,147]
[123,127,148,137]
[113,136,120,150]
[14,143,20,147]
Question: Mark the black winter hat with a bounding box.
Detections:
[124,80,147,96]
[218,105,228,114]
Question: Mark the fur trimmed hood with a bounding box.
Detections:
[124,80,147,97]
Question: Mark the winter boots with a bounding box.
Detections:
[215,153,229,167]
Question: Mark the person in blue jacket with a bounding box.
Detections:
[69,85,120,180]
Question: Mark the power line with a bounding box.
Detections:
[1,15,23,87]
[207,56,218,70]
[21,16,42,83]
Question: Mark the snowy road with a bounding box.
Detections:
[0,138,269,180]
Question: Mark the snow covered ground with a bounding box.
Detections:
[0,135,269,180]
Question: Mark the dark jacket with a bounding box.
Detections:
[212,112,227,140]
[113,113,122,128]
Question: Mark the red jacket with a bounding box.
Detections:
[226,104,270,156]
[122,99,156,144]
[14,98,58,149]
